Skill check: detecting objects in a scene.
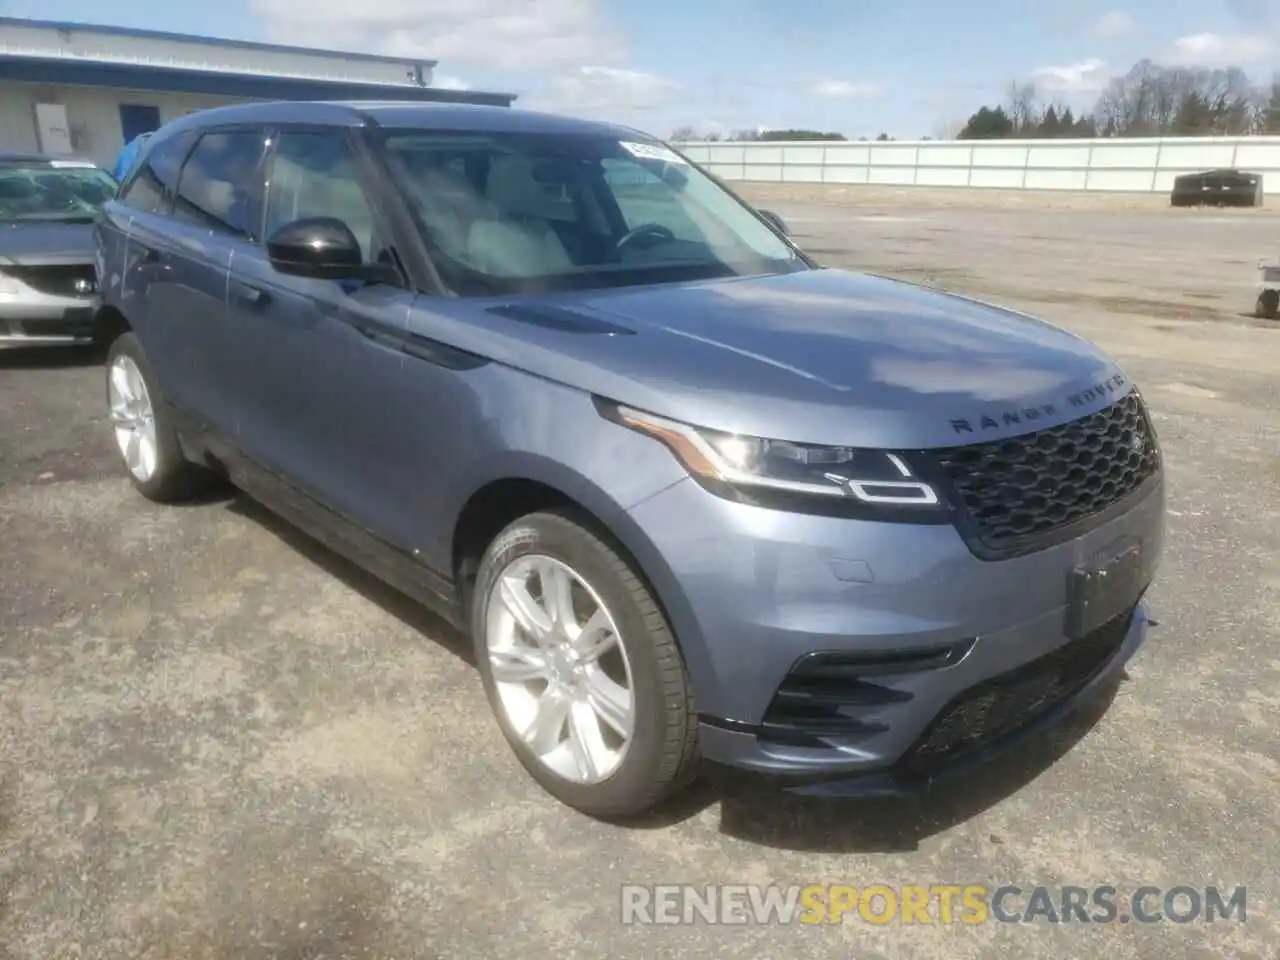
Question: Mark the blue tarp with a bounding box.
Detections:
[112,133,151,182]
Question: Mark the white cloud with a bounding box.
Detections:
[1091,9,1134,39]
[1163,32,1271,66]
[1029,57,1110,93]
[809,79,880,100]
[248,0,625,70]
[532,66,680,123]
[432,75,471,90]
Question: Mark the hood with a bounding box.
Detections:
[0,221,96,266]
[414,267,1130,450]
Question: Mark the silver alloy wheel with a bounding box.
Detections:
[107,355,158,483]
[484,553,636,784]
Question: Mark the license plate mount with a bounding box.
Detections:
[1066,543,1143,640]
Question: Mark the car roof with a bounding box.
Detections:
[152,100,662,145]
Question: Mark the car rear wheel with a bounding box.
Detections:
[106,332,216,502]
[471,510,699,818]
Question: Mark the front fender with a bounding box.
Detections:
[451,458,715,710]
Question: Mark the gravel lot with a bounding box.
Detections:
[2,187,1278,959]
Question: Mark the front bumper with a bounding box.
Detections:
[709,600,1149,797]
[0,294,99,344]
[623,473,1164,785]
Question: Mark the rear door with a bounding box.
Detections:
[113,130,198,392]
[226,126,420,549]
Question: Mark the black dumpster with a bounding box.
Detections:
[1170,169,1263,207]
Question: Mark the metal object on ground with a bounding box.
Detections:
[1256,260,1279,320]
[1170,169,1262,208]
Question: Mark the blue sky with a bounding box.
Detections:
[3,0,1276,137]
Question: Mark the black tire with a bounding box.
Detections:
[471,509,700,818]
[105,331,216,503]
[1256,289,1279,320]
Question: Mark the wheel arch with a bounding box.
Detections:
[92,304,132,346]
[449,466,712,705]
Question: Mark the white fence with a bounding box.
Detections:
[674,136,1280,194]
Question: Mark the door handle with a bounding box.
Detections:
[131,246,166,272]
[231,281,269,306]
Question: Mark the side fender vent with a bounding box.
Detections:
[486,303,635,336]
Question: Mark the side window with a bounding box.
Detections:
[265,131,380,263]
[119,133,195,214]
[172,130,268,240]
[600,157,702,242]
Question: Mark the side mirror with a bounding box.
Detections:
[266,216,364,279]
[758,209,789,236]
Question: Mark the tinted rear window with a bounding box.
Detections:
[120,133,196,215]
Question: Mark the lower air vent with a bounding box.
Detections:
[759,641,973,748]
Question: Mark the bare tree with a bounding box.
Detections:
[1005,80,1040,134]
[669,125,698,142]
[1094,59,1161,135]
[930,116,966,140]
[1259,76,1280,133]
[1092,59,1262,136]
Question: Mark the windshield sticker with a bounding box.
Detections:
[620,141,688,165]
[49,160,96,169]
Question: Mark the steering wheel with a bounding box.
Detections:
[614,222,676,253]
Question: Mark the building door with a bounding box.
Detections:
[119,104,161,144]
[33,103,73,154]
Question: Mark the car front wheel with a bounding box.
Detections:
[472,510,700,818]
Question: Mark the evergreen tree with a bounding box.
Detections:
[958,105,1015,139]
[1039,105,1060,136]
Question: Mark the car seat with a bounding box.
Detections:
[466,155,574,277]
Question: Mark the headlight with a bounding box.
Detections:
[601,401,944,516]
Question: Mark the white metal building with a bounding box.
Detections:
[0,17,517,168]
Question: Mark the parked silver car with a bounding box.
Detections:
[0,153,116,346]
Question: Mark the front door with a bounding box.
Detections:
[227,127,419,551]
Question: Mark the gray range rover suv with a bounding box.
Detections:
[93,101,1165,817]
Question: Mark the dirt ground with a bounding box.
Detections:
[736,181,1280,213]
[2,188,1279,959]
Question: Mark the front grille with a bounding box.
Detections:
[931,391,1160,556]
[898,607,1133,775]
[3,263,96,297]
[19,309,94,338]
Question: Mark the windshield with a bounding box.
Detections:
[379,130,805,295]
[0,163,118,223]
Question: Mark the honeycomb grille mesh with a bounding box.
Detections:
[899,606,1133,772]
[932,391,1160,553]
